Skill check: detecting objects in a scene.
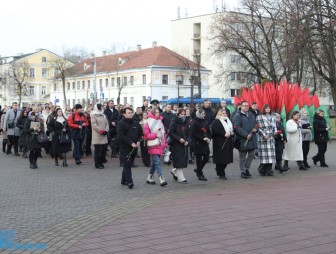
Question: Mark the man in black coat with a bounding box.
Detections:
[312,110,330,167]
[202,99,214,128]
[104,100,119,157]
[117,107,143,189]
[249,102,260,119]
[232,101,258,179]
[141,99,149,113]
[161,104,175,133]
[215,99,231,119]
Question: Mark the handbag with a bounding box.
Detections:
[7,122,15,129]
[59,133,71,144]
[37,133,49,143]
[147,138,160,147]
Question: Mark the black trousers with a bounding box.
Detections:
[140,141,150,166]
[275,144,283,165]
[316,142,327,164]
[302,141,310,164]
[94,144,106,167]
[7,135,19,153]
[85,132,92,155]
[196,154,209,175]
[121,150,136,184]
[215,164,227,176]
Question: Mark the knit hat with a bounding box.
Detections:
[74,104,83,110]
[196,109,205,119]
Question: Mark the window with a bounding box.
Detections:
[162,75,168,84]
[42,68,48,78]
[72,82,75,90]
[29,86,35,95]
[42,57,47,63]
[117,77,121,86]
[230,55,241,65]
[230,89,240,97]
[30,68,35,78]
[142,74,146,84]
[105,78,108,87]
[228,73,241,81]
[123,97,127,104]
[111,78,115,87]
[123,77,127,85]
[67,82,70,90]
[72,99,76,107]
[99,79,102,87]
[77,81,80,89]
[53,68,58,77]
[176,75,184,85]
[130,97,134,106]
[87,80,90,89]
[67,99,70,106]
[162,96,168,100]
[82,81,85,89]
[41,86,46,95]
[130,76,134,85]
[54,83,57,91]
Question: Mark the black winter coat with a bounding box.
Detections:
[104,107,119,135]
[168,117,190,168]
[211,119,233,165]
[47,117,72,155]
[232,111,257,151]
[24,119,45,150]
[161,112,176,133]
[117,118,143,154]
[202,107,214,128]
[313,113,329,143]
[16,116,28,147]
[274,121,287,149]
[191,117,210,155]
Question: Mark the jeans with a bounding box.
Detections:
[150,154,163,177]
[73,138,83,162]
[239,149,255,173]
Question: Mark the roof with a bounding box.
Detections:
[69,46,206,76]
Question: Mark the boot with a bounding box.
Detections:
[278,162,288,173]
[3,142,6,153]
[283,160,290,170]
[34,160,38,169]
[299,161,307,170]
[266,164,273,176]
[55,157,59,166]
[171,168,178,181]
[22,147,27,158]
[312,156,318,165]
[176,169,188,183]
[194,169,207,181]
[146,174,156,184]
[159,176,167,186]
[304,161,311,168]
[62,153,68,167]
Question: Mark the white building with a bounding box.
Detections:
[51,44,211,108]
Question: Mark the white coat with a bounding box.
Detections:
[283,119,303,161]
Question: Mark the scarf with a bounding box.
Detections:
[56,116,66,124]
[147,118,165,145]
[219,117,233,134]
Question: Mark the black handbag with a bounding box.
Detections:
[7,122,15,129]
[59,133,71,144]
[37,133,49,143]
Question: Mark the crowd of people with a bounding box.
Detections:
[0,98,331,189]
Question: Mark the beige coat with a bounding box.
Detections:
[0,113,8,139]
[91,112,109,145]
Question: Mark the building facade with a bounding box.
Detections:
[50,45,211,108]
[0,49,72,107]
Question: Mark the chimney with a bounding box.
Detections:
[152,41,157,48]
[137,44,142,51]
[102,51,107,56]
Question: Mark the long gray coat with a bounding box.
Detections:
[91,112,109,145]
[3,109,21,136]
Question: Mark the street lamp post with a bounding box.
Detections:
[91,53,97,105]
[189,69,197,110]
[176,75,183,107]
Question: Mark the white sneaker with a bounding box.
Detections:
[177,169,188,183]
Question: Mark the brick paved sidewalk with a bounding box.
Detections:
[62,175,336,254]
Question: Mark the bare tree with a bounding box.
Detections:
[8,60,31,107]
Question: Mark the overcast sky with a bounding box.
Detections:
[1,0,239,57]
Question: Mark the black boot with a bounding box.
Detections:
[29,153,35,169]
[62,153,68,167]
[22,147,27,158]
[312,156,318,165]
[2,142,6,153]
[283,160,290,170]
[299,161,307,170]
[304,161,311,168]
[194,169,207,181]
[55,157,59,166]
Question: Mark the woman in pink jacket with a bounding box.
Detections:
[144,107,168,186]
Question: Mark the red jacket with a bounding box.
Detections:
[67,111,88,129]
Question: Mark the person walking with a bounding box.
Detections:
[16,110,29,158]
[24,112,45,169]
[232,101,258,179]
[168,108,190,183]
[3,102,21,155]
[300,108,312,168]
[104,100,119,158]
[192,109,211,181]
[68,104,88,165]
[91,104,109,169]
[139,111,150,167]
[312,110,330,167]
[255,104,277,176]
[117,107,142,189]
[47,108,71,167]
[211,109,234,180]
[144,107,168,186]
[283,111,306,170]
